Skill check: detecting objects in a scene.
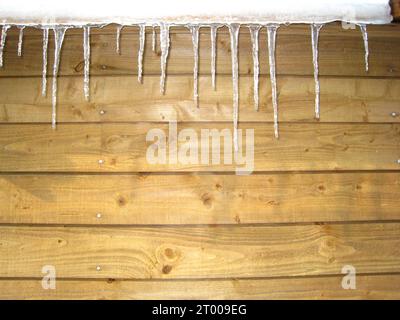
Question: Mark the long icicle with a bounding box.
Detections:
[138,24,146,83]
[359,24,369,72]
[83,26,91,101]
[160,23,170,94]
[17,26,25,57]
[0,25,10,67]
[249,25,261,111]
[41,27,49,96]
[228,24,240,153]
[189,25,200,108]
[116,25,122,54]
[311,23,324,120]
[152,25,156,52]
[267,24,280,138]
[51,27,68,129]
[210,24,220,90]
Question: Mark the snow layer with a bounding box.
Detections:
[0,0,392,26]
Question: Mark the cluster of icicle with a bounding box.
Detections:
[0,23,370,150]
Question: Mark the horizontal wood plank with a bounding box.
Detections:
[1,274,400,299]
[0,24,399,78]
[0,75,399,123]
[0,223,399,279]
[1,173,400,225]
[0,123,399,172]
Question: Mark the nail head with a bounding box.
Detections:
[96,265,101,271]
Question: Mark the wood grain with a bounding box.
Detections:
[1,274,400,299]
[0,223,399,279]
[0,75,399,123]
[0,123,399,172]
[0,24,399,78]
[1,173,400,225]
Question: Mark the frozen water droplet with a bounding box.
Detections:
[228,23,240,153]
[210,24,221,91]
[160,23,171,95]
[0,25,10,68]
[311,23,324,120]
[188,24,200,108]
[51,27,68,129]
[267,24,280,138]
[17,26,25,57]
[249,25,261,111]
[83,26,91,101]
[359,24,369,72]
[116,25,122,55]
[138,24,146,83]
[42,28,49,97]
[152,26,157,52]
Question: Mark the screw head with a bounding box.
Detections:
[99,110,106,115]
[96,213,102,219]
[397,159,400,164]
[96,265,101,271]
[98,159,105,165]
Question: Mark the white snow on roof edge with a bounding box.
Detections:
[0,0,393,26]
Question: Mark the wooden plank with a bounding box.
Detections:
[0,123,398,172]
[0,24,399,78]
[1,173,400,225]
[0,223,399,279]
[1,75,400,123]
[1,274,400,299]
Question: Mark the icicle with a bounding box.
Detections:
[51,27,68,129]
[228,24,240,153]
[267,24,280,138]
[249,25,261,111]
[359,24,369,72]
[152,26,156,52]
[41,27,49,97]
[83,26,91,101]
[189,25,200,108]
[311,23,324,120]
[138,24,146,83]
[210,24,220,90]
[159,23,170,94]
[17,26,25,57]
[116,25,122,54]
[0,25,10,68]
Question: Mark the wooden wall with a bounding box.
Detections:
[0,22,399,299]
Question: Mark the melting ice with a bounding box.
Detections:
[267,24,280,138]
[152,26,156,52]
[0,25,10,67]
[159,23,170,94]
[116,25,122,54]
[311,23,324,120]
[210,24,220,90]
[17,26,24,57]
[138,24,146,83]
[42,27,49,96]
[189,25,200,107]
[83,26,91,101]
[359,24,369,72]
[249,25,261,111]
[228,23,240,153]
[51,27,68,129]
